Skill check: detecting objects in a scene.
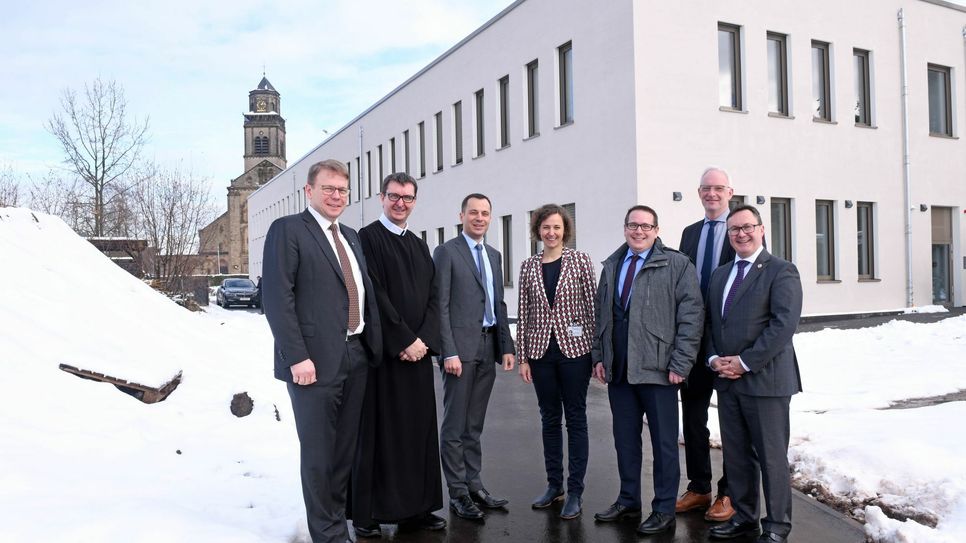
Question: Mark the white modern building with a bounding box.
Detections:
[248,0,966,316]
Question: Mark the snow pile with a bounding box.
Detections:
[2,207,964,542]
[0,208,304,542]
[707,316,966,543]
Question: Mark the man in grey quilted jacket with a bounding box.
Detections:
[591,204,704,537]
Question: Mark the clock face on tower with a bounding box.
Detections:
[255,99,267,112]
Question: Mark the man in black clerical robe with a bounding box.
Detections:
[349,172,445,538]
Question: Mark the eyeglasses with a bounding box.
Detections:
[318,185,350,197]
[384,192,416,204]
[726,223,761,236]
[624,222,657,232]
[698,185,730,194]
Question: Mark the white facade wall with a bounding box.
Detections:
[250,0,966,316]
[632,0,966,314]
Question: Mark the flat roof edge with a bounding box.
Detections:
[252,0,528,198]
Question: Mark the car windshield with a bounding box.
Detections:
[225,279,255,289]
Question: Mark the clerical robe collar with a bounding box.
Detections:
[378,213,408,236]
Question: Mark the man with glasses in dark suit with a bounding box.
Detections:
[705,205,803,543]
[676,167,736,522]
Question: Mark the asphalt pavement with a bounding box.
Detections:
[353,364,868,542]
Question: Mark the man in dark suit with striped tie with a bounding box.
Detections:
[262,159,382,543]
[676,167,736,521]
[705,205,802,543]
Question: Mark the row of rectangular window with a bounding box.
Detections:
[718,23,954,135]
[765,197,876,281]
[345,41,573,201]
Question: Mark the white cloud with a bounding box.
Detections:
[3,0,515,205]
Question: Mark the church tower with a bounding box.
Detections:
[243,76,287,175]
[198,75,290,276]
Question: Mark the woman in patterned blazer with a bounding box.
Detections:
[516,203,597,520]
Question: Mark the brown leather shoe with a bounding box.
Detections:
[675,490,712,513]
[705,494,736,522]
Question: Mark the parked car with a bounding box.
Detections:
[216,278,260,309]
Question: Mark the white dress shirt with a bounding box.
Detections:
[307,206,366,335]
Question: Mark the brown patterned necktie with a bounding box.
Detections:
[329,223,361,331]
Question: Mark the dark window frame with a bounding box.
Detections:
[856,201,875,279]
[558,41,574,125]
[718,23,743,111]
[499,75,511,148]
[854,49,872,126]
[526,59,539,138]
[767,32,789,116]
[816,199,836,281]
[928,63,954,136]
[812,40,832,121]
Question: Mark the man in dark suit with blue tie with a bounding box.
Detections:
[433,193,516,521]
[262,159,382,543]
[676,167,736,521]
[705,205,803,543]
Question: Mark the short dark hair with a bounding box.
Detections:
[624,205,659,227]
[461,193,492,212]
[529,203,574,244]
[727,204,762,225]
[307,159,348,186]
[380,172,418,196]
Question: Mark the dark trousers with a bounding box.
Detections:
[681,361,728,495]
[609,379,681,514]
[530,342,592,496]
[439,331,497,497]
[287,337,368,543]
[718,390,793,537]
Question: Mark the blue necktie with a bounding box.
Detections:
[476,244,494,324]
[700,221,717,298]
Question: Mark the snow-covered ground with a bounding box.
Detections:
[2,208,964,542]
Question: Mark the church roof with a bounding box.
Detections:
[255,76,276,92]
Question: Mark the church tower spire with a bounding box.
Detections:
[243,75,286,174]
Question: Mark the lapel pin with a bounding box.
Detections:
[757,264,762,269]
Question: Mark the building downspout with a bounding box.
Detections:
[898,9,914,308]
[358,125,365,226]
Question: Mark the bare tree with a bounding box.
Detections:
[46,78,149,236]
[132,162,216,290]
[0,164,21,207]
[27,170,89,233]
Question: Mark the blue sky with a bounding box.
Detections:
[2,0,515,207]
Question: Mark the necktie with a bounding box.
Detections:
[700,221,717,298]
[476,244,495,324]
[722,260,749,318]
[619,254,640,309]
[329,223,361,331]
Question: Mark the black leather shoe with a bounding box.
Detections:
[531,486,564,509]
[352,523,381,538]
[560,495,582,519]
[637,511,676,535]
[594,502,642,522]
[709,519,761,539]
[450,495,485,520]
[757,532,788,543]
[399,512,447,531]
[470,488,508,509]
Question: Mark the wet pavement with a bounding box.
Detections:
[352,367,867,542]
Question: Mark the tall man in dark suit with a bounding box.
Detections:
[433,193,516,521]
[676,167,736,521]
[262,159,382,543]
[705,205,802,543]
